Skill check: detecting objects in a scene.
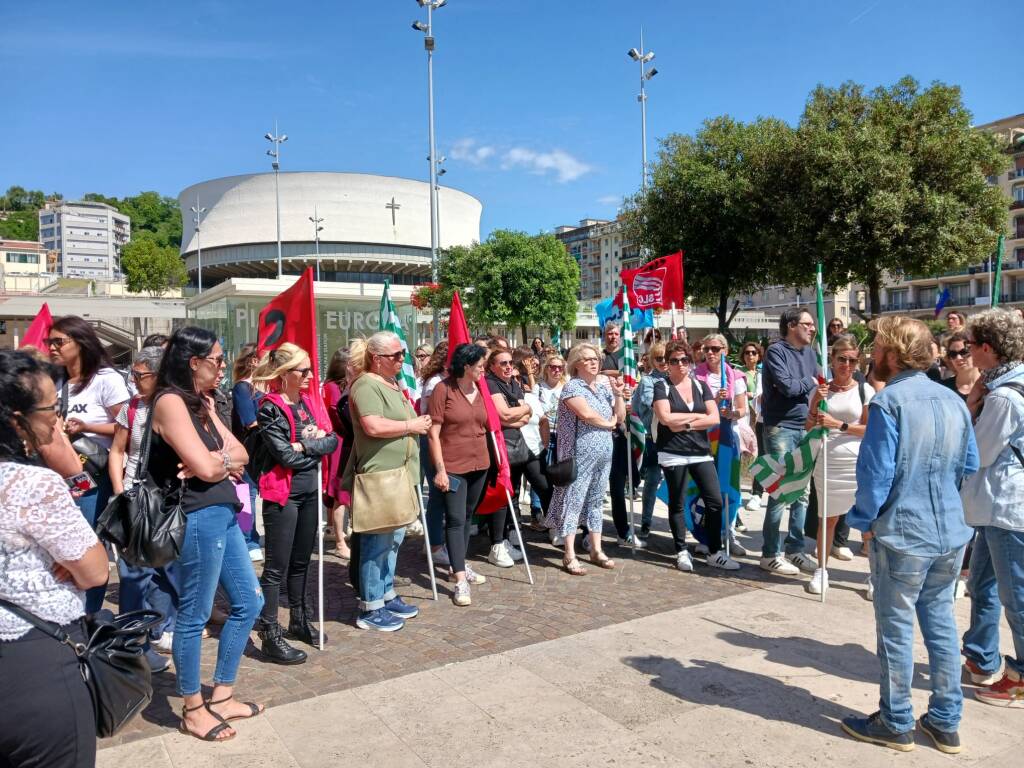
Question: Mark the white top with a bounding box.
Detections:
[537,381,564,431]
[521,393,546,455]
[115,399,150,488]
[820,383,872,452]
[419,373,444,416]
[60,368,131,450]
[0,463,99,641]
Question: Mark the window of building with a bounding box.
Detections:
[949,283,972,304]
[1014,185,1024,203]
[1016,216,1024,239]
[889,288,909,308]
[6,252,39,264]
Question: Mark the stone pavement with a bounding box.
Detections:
[97,501,1021,767]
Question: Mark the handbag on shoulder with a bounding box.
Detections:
[60,380,110,484]
[96,402,187,569]
[351,436,420,534]
[545,414,578,487]
[0,598,161,738]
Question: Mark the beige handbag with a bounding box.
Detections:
[351,436,420,534]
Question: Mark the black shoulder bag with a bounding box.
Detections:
[0,599,161,737]
[60,379,110,484]
[545,411,578,487]
[97,400,187,569]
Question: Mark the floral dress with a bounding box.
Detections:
[544,378,615,537]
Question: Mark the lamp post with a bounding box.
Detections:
[412,0,446,341]
[309,204,324,282]
[627,32,657,192]
[191,196,207,292]
[265,122,288,278]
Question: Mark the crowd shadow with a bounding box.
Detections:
[622,655,861,741]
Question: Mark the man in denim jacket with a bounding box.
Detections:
[960,309,1024,708]
[843,316,978,754]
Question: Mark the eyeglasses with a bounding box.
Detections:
[130,370,155,381]
[668,357,691,366]
[834,356,859,365]
[293,367,312,377]
[654,356,666,363]
[548,365,564,371]
[496,360,514,367]
[579,356,600,364]
[378,351,405,362]
[829,322,844,328]
[415,353,431,360]
[201,355,226,366]
[27,401,60,414]
[947,348,971,359]
[797,321,816,328]
[704,346,724,354]
[44,337,71,349]
[742,350,758,356]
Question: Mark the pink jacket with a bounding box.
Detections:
[258,391,331,505]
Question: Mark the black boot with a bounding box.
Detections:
[257,619,307,665]
[287,607,327,646]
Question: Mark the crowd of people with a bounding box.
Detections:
[1,303,1022,764]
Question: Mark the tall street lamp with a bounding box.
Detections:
[628,32,657,192]
[412,0,446,341]
[265,122,288,278]
[309,205,324,282]
[191,196,207,292]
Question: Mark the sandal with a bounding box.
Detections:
[178,702,235,742]
[562,557,587,576]
[590,551,616,570]
[207,695,265,723]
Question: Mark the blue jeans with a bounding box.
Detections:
[962,526,1024,677]
[358,527,406,611]
[172,504,264,696]
[241,471,261,550]
[117,559,180,641]
[761,425,808,558]
[873,540,965,734]
[640,437,662,530]
[419,436,445,548]
[75,476,113,613]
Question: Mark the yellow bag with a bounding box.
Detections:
[351,437,419,534]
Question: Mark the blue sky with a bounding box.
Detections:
[1,0,1015,238]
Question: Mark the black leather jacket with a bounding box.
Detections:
[256,399,338,473]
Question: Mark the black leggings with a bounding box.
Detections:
[662,461,724,555]
[511,453,551,520]
[444,469,489,572]
[0,622,95,768]
[260,488,320,621]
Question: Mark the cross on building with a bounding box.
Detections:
[385,196,401,226]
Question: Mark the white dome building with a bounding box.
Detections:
[178,172,482,285]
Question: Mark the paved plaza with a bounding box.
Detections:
[97,500,1020,768]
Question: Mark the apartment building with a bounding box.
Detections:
[553,217,641,301]
[38,200,130,280]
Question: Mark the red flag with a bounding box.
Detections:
[617,250,684,311]
[257,268,329,427]
[446,291,513,515]
[19,302,53,354]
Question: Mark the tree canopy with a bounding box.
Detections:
[0,186,62,241]
[120,238,188,296]
[439,229,580,342]
[83,191,182,248]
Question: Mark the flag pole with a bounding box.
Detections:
[816,263,829,604]
[669,302,676,340]
[490,432,534,585]
[418,489,439,600]
[317,467,325,650]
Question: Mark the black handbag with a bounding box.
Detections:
[0,599,161,738]
[502,427,530,467]
[545,415,578,487]
[60,381,110,483]
[97,404,187,569]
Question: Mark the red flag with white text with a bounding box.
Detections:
[257,268,329,428]
[616,250,684,311]
[446,291,513,514]
[19,302,53,355]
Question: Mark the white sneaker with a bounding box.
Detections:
[708,552,741,570]
[694,543,710,556]
[806,568,829,594]
[676,550,694,572]
[464,564,487,585]
[787,552,817,574]
[488,543,514,568]
[406,519,424,537]
[729,540,748,557]
[549,528,565,546]
[432,545,451,567]
[954,578,968,600]
[503,539,523,562]
[865,579,875,602]
[759,556,800,576]
[453,580,471,607]
[744,495,762,512]
[248,548,264,563]
[831,545,854,561]
[633,535,648,550]
[152,632,174,654]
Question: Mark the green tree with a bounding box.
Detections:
[84,191,183,248]
[439,230,579,342]
[790,77,1008,315]
[623,116,798,335]
[0,211,39,241]
[120,238,187,296]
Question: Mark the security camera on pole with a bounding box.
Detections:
[265,123,288,279]
[627,31,658,193]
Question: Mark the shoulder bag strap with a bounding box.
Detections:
[60,379,69,420]
[134,396,158,483]
[0,597,77,649]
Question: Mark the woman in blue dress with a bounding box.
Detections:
[544,343,626,575]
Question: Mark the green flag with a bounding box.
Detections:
[379,281,420,403]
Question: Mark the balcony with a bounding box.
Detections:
[1008,169,1024,180]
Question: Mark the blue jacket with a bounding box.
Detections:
[848,369,978,556]
[761,340,819,430]
[631,369,668,433]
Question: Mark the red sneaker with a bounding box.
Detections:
[963,658,1001,686]
[975,669,1024,708]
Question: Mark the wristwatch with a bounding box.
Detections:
[839,422,849,432]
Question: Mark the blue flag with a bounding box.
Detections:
[934,287,951,318]
[595,296,653,330]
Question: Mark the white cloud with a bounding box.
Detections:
[597,195,621,206]
[501,147,592,183]
[449,138,496,166]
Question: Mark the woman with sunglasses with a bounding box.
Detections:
[47,315,130,612]
[653,341,740,572]
[740,342,765,514]
[252,343,338,663]
[150,327,262,742]
[827,317,846,345]
[941,331,979,404]
[804,334,872,595]
[413,344,434,377]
